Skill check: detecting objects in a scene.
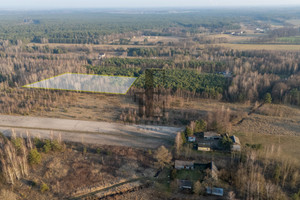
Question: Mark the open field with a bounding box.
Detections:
[206,34,254,43]
[235,131,300,164]
[215,43,300,51]
[233,104,300,164]
[286,19,300,27]
[130,35,181,43]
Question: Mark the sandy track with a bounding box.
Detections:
[0,115,183,149]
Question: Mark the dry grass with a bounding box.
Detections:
[206,34,253,43]
[234,106,300,137]
[30,92,135,122]
[13,144,154,200]
[233,104,300,164]
[286,19,300,27]
[130,35,181,43]
[256,104,298,117]
[214,43,300,51]
[234,131,300,165]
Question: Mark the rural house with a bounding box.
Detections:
[230,135,241,152]
[175,160,194,170]
[201,131,221,140]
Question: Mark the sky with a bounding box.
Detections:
[0,0,300,9]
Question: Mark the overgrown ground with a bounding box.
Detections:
[19,91,300,164]
[0,143,156,200]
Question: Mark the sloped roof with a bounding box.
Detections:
[230,135,241,145]
[175,160,194,167]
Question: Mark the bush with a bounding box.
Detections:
[43,140,52,153]
[246,143,263,150]
[219,136,233,151]
[34,138,44,149]
[292,190,300,200]
[170,169,177,180]
[51,140,63,152]
[181,132,187,144]
[34,138,63,153]
[40,183,49,193]
[11,138,23,154]
[96,148,101,154]
[194,120,207,133]
[264,93,272,104]
[28,149,41,165]
[185,126,193,137]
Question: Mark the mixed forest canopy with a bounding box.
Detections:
[1,8,300,44]
[0,8,299,107]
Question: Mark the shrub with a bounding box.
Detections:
[219,136,233,151]
[43,140,52,153]
[194,120,207,133]
[11,138,23,154]
[292,190,300,200]
[28,149,41,165]
[185,126,193,137]
[34,138,44,149]
[96,148,101,154]
[246,143,263,150]
[264,93,272,104]
[40,183,49,193]
[51,140,63,152]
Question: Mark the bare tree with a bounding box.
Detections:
[154,146,172,169]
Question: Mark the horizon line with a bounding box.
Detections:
[1,5,300,11]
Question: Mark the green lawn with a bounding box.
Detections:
[176,169,204,181]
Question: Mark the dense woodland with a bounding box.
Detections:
[87,47,300,105]
[2,8,300,44]
[0,39,300,107]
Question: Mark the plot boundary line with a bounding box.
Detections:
[22,72,138,95]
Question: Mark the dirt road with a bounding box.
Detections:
[0,115,183,149]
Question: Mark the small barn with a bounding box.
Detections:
[175,160,194,170]
[201,132,221,140]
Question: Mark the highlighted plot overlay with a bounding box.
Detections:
[23,73,137,94]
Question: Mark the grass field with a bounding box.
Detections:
[176,169,204,181]
[206,34,254,43]
[276,36,300,44]
[286,19,300,27]
[235,131,300,165]
[233,104,300,164]
[215,43,300,51]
